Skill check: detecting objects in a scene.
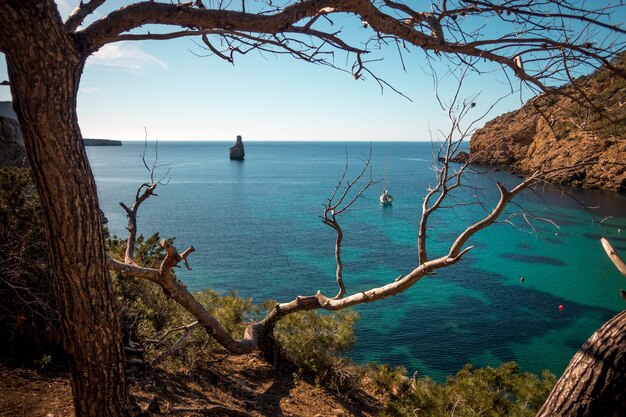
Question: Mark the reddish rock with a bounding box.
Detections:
[470,54,626,192]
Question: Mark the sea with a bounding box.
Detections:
[86,141,626,381]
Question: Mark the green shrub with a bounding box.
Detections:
[273,307,359,380]
[380,362,556,417]
[369,363,410,394]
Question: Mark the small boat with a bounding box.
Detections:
[380,189,393,205]
[380,154,393,206]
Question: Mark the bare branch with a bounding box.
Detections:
[322,147,375,299]
[116,30,204,42]
[65,0,108,32]
[601,237,626,277]
[151,321,200,366]
[120,137,171,264]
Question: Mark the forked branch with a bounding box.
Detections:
[322,148,374,299]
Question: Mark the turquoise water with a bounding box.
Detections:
[87,141,626,381]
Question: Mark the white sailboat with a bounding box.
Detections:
[380,155,393,206]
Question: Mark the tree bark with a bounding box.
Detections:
[0,1,132,416]
[537,310,626,417]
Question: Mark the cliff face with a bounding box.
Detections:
[0,116,27,167]
[470,55,626,192]
[0,101,27,167]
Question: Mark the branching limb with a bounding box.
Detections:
[120,183,157,264]
[151,321,200,366]
[322,148,374,299]
[448,174,540,258]
[120,136,171,264]
[65,0,108,32]
[419,64,505,264]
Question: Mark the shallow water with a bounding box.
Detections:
[87,141,626,380]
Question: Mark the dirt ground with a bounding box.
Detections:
[0,354,383,416]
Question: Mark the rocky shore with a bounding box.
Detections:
[470,55,625,192]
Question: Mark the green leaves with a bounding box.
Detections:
[274,309,359,377]
[380,362,556,417]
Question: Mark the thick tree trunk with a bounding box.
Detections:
[0,2,132,416]
[537,310,626,417]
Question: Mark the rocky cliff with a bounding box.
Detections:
[0,116,27,167]
[0,101,26,167]
[470,55,626,192]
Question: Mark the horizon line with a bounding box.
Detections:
[89,138,438,142]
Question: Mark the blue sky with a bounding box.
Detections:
[0,1,618,141]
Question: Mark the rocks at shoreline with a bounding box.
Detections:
[229,135,245,160]
[438,151,469,164]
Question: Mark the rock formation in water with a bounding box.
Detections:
[470,54,625,192]
[229,135,245,160]
[439,151,469,164]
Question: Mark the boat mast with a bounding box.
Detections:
[384,153,388,192]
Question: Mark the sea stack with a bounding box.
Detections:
[229,135,245,160]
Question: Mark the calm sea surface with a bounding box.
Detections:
[87,141,626,381]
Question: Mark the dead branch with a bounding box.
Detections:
[322,148,374,299]
[419,64,506,264]
[143,395,253,417]
[151,321,201,366]
[120,136,171,264]
[601,237,626,277]
[119,183,157,264]
[600,237,626,300]
[64,0,107,32]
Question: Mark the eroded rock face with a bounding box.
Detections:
[229,135,245,160]
[0,116,27,167]
[470,56,626,192]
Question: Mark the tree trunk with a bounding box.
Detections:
[0,2,133,416]
[537,310,626,417]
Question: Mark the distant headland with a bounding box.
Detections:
[83,138,122,146]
